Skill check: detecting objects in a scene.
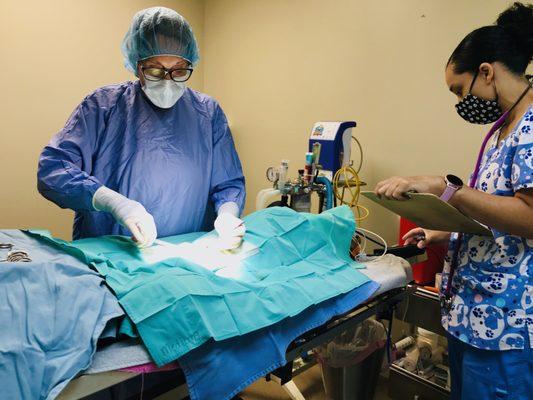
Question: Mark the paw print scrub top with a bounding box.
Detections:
[441,105,533,351]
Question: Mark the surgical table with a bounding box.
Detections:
[58,252,421,400]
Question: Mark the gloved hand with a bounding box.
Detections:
[215,203,245,250]
[93,186,157,247]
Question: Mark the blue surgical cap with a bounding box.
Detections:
[121,7,200,74]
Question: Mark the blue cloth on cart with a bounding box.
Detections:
[0,230,123,400]
[180,280,380,400]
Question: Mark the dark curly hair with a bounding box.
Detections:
[448,2,533,76]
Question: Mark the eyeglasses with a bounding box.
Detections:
[140,66,194,82]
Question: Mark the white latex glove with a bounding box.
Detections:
[92,186,157,248]
[214,203,245,250]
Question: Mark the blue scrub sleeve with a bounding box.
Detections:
[37,95,104,211]
[210,104,246,214]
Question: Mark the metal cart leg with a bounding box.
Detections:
[268,361,306,400]
[282,380,306,400]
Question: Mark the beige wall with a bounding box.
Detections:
[0,0,204,239]
[0,0,519,243]
[203,0,517,245]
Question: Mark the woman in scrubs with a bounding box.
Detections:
[37,7,246,249]
[375,2,532,399]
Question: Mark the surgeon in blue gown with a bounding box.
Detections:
[38,7,246,249]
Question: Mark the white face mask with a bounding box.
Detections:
[142,79,186,109]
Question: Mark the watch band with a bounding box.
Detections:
[440,185,458,202]
[440,174,463,202]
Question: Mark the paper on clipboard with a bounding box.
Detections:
[361,192,492,236]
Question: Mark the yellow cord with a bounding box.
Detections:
[333,164,369,222]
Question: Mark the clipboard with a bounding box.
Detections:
[361,192,492,236]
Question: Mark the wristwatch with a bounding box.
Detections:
[440,174,463,202]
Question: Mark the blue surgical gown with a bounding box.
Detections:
[37,81,245,240]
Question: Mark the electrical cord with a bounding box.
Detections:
[354,227,388,263]
[352,136,363,174]
[333,165,369,221]
[332,136,369,221]
[356,231,385,248]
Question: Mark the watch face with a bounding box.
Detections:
[446,174,463,186]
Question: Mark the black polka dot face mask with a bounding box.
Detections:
[455,72,503,125]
